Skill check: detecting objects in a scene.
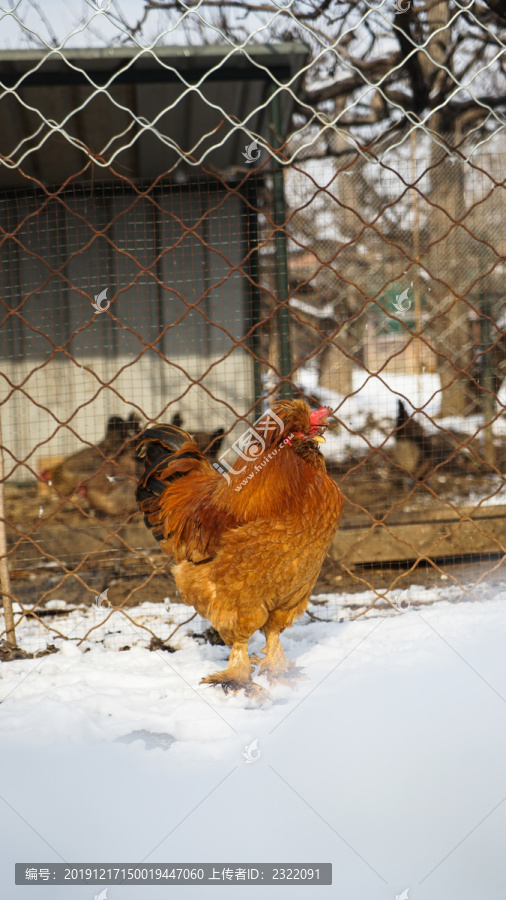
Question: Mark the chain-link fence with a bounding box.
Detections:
[1,0,505,658]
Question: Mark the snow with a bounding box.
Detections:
[1,587,506,899]
[296,363,441,418]
[296,366,442,462]
[295,365,506,467]
[289,297,336,318]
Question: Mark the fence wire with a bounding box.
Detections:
[1,0,505,656]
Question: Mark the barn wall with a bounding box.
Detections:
[0,182,254,481]
[0,352,253,482]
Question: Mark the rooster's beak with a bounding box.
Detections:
[314,435,326,443]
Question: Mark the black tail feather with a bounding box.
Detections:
[396,400,408,430]
[135,423,202,519]
[137,424,193,457]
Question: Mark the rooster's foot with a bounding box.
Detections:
[251,631,307,686]
[251,655,306,686]
[200,671,270,701]
[243,682,270,701]
[249,653,266,666]
[271,665,307,686]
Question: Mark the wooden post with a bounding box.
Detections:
[0,412,16,648]
[410,129,423,402]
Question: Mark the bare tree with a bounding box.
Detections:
[125,0,505,411]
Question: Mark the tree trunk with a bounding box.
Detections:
[319,336,354,396]
[426,122,474,416]
[421,1,473,415]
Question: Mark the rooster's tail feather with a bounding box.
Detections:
[136,424,193,461]
[135,425,212,543]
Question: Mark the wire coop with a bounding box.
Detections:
[1,4,506,659]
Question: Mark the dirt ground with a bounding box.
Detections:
[2,468,506,622]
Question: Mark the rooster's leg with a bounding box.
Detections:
[200,641,269,699]
[251,631,305,684]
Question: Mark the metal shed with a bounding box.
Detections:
[0,43,308,480]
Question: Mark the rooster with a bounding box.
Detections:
[136,400,342,698]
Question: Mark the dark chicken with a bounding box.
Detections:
[394,400,462,480]
[170,413,224,460]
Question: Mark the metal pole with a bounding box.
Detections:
[244,178,264,414]
[475,231,495,467]
[410,129,423,405]
[480,290,495,467]
[0,412,16,648]
[155,199,168,396]
[270,92,292,400]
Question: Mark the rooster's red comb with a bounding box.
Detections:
[310,406,331,425]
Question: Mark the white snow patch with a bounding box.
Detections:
[1,589,506,899]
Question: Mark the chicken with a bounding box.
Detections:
[39,413,140,499]
[394,400,461,480]
[136,400,343,698]
[192,427,225,459]
[170,413,224,460]
[80,449,142,517]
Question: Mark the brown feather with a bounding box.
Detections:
[41,414,141,499]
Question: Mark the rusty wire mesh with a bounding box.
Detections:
[1,0,506,658]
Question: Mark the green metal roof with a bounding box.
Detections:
[0,43,309,188]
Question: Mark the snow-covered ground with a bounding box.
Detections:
[1,587,506,899]
[295,367,506,496]
[297,367,444,464]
